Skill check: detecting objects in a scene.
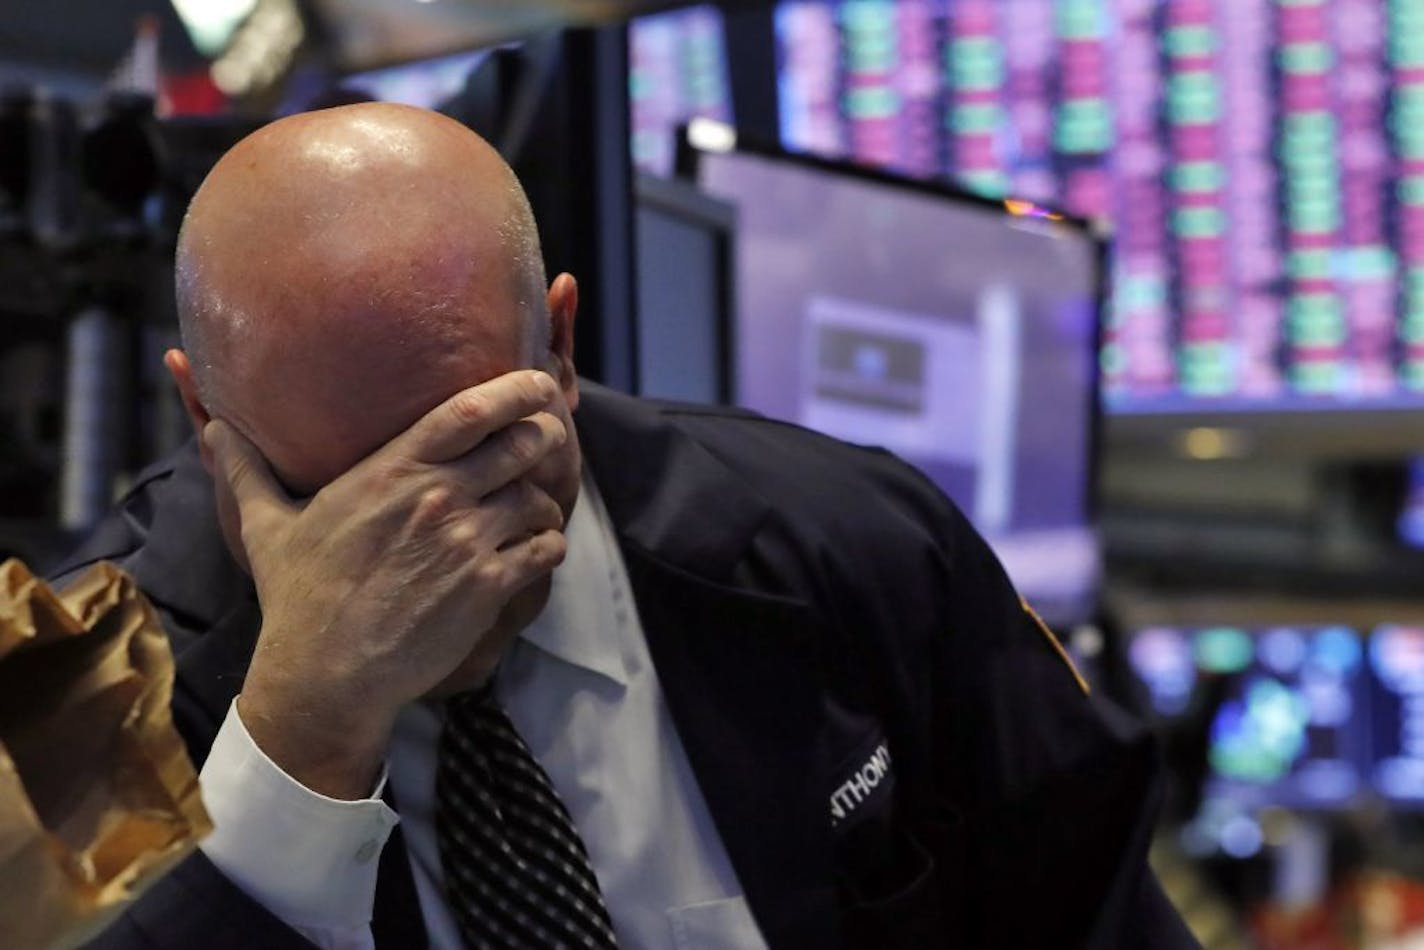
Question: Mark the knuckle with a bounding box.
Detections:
[520,370,556,405]
[447,389,492,429]
[503,427,540,467]
[537,494,563,530]
[423,484,452,511]
[529,411,566,446]
[515,373,542,405]
[535,531,568,567]
[548,414,569,446]
[413,484,453,523]
[520,531,540,559]
[237,519,264,552]
[445,520,482,555]
[382,454,420,480]
[479,559,510,590]
[368,459,411,495]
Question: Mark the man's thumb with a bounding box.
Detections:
[203,420,292,528]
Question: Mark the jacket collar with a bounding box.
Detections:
[575,382,771,580]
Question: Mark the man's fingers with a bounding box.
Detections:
[203,420,295,534]
[396,370,560,464]
[455,412,568,498]
[479,479,566,550]
[481,528,568,595]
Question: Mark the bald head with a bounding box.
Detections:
[175,103,551,492]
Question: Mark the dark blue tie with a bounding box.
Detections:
[436,687,618,949]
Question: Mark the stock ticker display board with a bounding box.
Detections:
[773,0,1424,413]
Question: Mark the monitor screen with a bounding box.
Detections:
[1130,625,1373,811]
[634,174,735,404]
[773,0,1424,415]
[695,143,1101,623]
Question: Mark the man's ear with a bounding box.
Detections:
[545,272,580,412]
[164,348,215,473]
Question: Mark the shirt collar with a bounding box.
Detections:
[516,469,633,688]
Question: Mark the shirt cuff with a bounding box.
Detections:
[198,697,400,933]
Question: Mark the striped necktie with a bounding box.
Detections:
[436,686,619,949]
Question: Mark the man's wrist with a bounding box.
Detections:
[237,668,396,801]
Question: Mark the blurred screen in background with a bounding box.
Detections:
[697,144,1102,624]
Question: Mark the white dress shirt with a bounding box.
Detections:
[198,473,768,950]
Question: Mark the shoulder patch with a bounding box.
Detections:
[1021,599,1090,696]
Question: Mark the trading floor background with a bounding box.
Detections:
[6,1,1424,946]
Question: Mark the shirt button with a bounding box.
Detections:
[355,839,379,864]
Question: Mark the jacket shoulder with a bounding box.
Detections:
[50,440,247,639]
[51,450,189,579]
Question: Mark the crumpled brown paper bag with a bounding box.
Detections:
[0,558,211,950]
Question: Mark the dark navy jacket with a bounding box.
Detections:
[58,382,1198,949]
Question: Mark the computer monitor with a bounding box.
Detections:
[633,173,735,404]
[690,134,1103,624]
[1130,625,1373,813]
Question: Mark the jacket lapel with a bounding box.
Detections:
[577,385,840,949]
